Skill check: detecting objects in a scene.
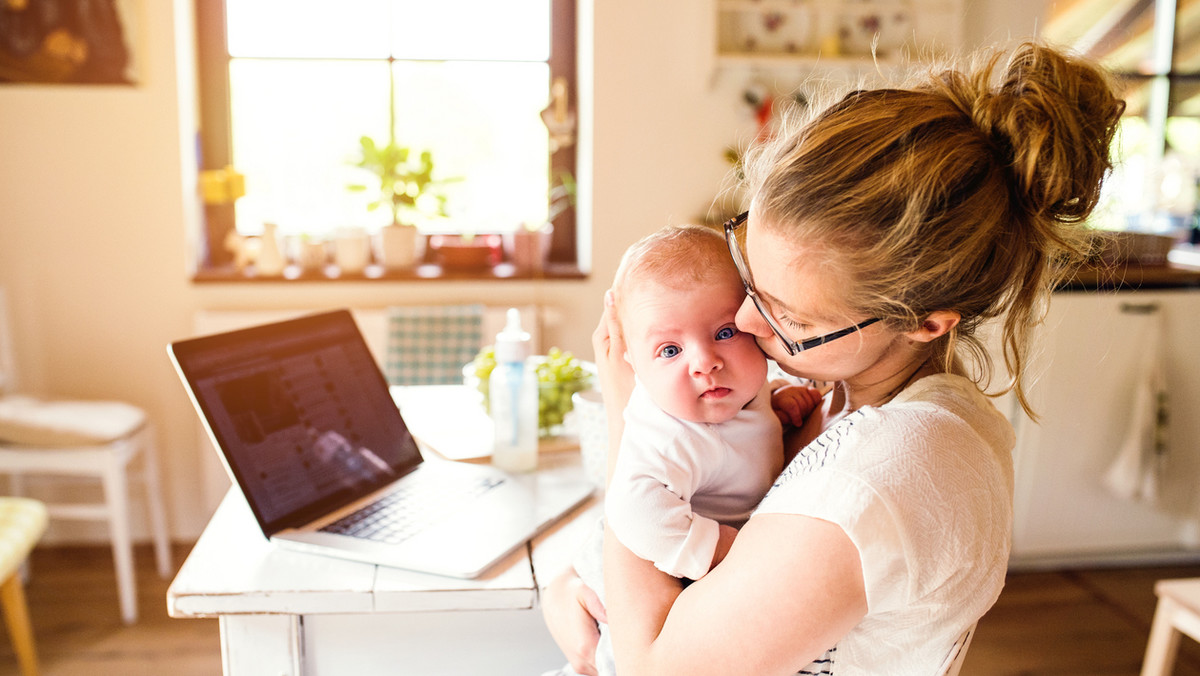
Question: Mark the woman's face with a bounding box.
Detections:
[734,216,901,384]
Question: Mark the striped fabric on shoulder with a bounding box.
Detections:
[385,304,485,386]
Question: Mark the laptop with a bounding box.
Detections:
[168,309,593,579]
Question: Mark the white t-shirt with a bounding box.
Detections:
[755,373,1015,675]
[606,380,784,580]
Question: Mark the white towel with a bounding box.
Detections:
[1103,307,1169,505]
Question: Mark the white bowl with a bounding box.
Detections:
[571,389,608,488]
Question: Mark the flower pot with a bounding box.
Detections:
[377,224,421,270]
[507,226,552,272]
[334,227,371,274]
[431,234,501,270]
[296,237,328,272]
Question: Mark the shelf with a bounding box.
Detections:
[715,52,904,69]
[718,0,915,10]
[714,0,962,73]
[1058,261,1200,291]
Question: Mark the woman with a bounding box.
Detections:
[544,41,1123,675]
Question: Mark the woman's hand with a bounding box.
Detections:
[592,289,635,480]
[541,567,608,676]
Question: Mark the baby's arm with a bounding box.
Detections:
[605,439,722,581]
[770,382,823,428]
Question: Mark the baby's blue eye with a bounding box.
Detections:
[659,345,681,358]
[715,327,736,340]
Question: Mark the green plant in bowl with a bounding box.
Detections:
[465,346,594,436]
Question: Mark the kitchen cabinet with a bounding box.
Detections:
[714,0,963,69]
[1008,288,1200,568]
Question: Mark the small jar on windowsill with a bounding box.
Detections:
[507,224,552,273]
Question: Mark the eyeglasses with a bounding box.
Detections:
[723,211,881,356]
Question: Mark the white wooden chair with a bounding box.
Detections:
[384,304,488,385]
[1140,578,1200,676]
[0,289,171,624]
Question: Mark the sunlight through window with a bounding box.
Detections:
[223,0,555,239]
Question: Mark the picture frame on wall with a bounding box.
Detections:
[0,0,141,85]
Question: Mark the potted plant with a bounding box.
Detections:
[347,136,454,270]
[508,170,576,272]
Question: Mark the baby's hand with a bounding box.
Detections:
[771,384,823,428]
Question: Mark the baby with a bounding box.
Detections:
[563,224,821,676]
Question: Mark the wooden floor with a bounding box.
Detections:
[0,543,220,676]
[966,563,1200,676]
[0,544,1195,675]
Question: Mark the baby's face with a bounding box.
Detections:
[622,278,768,424]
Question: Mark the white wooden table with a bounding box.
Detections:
[168,450,602,676]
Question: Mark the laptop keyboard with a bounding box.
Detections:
[320,473,506,545]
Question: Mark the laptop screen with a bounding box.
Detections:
[170,310,422,535]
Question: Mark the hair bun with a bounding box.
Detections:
[972,43,1125,223]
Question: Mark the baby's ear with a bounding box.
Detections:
[905,310,960,343]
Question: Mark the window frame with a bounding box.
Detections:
[193,1,580,281]
[1057,0,1200,237]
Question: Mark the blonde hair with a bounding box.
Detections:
[739,42,1124,418]
[612,224,739,321]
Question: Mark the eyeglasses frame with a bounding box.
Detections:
[722,211,881,356]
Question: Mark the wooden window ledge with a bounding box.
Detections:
[192,262,587,283]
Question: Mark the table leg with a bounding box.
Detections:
[220,614,302,676]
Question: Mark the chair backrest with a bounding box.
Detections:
[0,288,16,396]
[938,622,977,676]
[385,304,485,386]
[383,304,541,386]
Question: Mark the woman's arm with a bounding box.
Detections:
[604,512,869,676]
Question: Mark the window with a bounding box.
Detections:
[1045,0,1200,240]
[195,0,579,279]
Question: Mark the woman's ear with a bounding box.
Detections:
[906,310,960,344]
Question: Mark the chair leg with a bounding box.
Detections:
[0,572,40,676]
[102,460,137,625]
[1141,597,1184,676]
[139,426,173,579]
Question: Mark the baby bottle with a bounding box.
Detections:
[489,308,539,472]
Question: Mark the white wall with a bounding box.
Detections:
[0,0,1045,542]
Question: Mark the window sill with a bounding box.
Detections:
[191,261,587,283]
